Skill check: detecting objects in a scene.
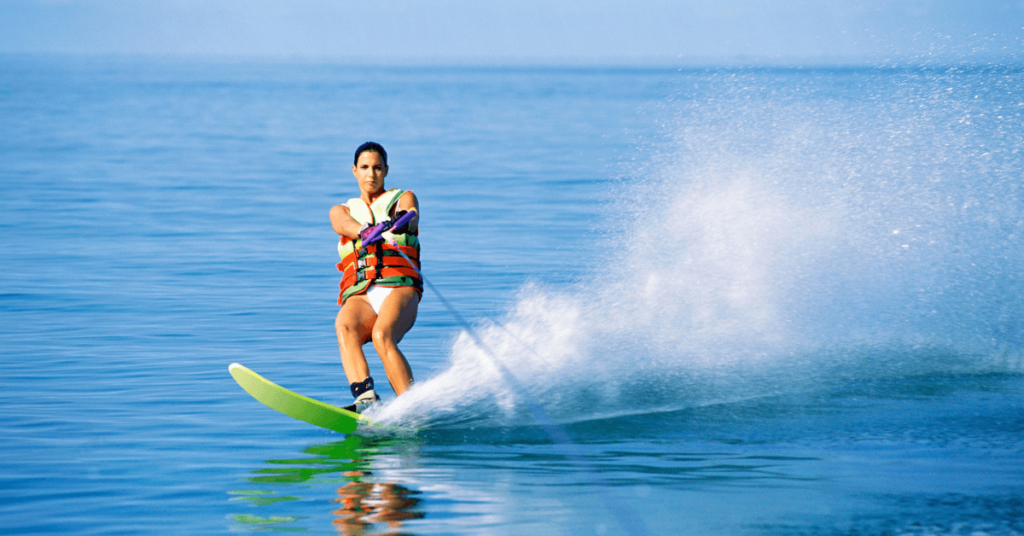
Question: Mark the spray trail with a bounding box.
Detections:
[377,68,1024,428]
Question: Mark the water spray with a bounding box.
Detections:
[373,212,654,536]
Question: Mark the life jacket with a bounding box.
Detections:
[337,188,422,305]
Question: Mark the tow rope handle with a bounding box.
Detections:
[362,209,417,245]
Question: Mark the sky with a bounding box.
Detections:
[0,0,1022,64]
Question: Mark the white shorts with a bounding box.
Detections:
[365,285,394,315]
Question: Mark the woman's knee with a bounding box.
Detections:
[371,324,395,347]
[336,313,366,342]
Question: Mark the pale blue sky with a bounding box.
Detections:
[1,0,1021,64]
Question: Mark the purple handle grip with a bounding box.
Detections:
[362,210,417,245]
[390,210,417,232]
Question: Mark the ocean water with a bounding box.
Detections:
[1,56,1023,535]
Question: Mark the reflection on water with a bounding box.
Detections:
[333,480,424,534]
[229,435,424,534]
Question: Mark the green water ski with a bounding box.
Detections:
[229,363,376,434]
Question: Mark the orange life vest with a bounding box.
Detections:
[337,188,422,305]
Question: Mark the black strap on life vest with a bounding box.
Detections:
[373,241,384,280]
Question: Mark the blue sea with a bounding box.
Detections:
[1,56,1022,535]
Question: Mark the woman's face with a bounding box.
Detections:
[352,150,388,196]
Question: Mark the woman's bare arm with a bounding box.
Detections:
[330,204,363,239]
[396,191,420,235]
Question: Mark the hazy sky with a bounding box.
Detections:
[1,0,1022,64]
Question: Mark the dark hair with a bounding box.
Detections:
[354,141,387,166]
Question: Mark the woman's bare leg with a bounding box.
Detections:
[370,287,419,395]
[335,296,377,384]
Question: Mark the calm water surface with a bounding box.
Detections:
[1,57,1023,535]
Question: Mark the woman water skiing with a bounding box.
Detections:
[330,142,422,413]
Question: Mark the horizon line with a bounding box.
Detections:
[3,51,1022,70]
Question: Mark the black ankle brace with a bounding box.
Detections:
[350,377,375,399]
